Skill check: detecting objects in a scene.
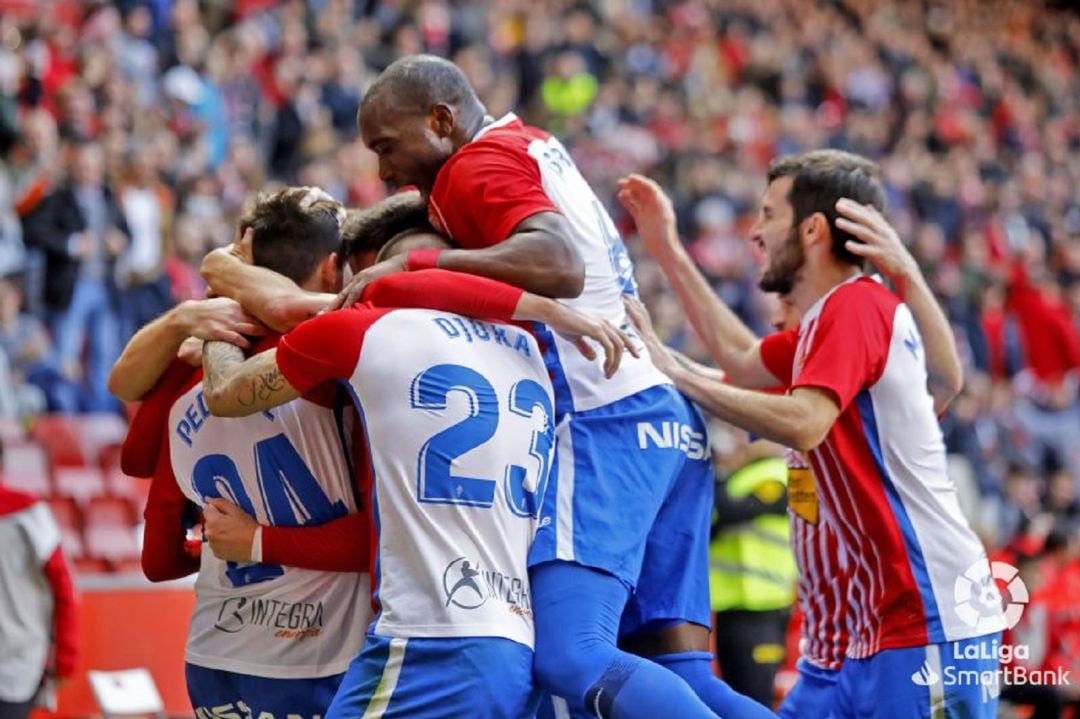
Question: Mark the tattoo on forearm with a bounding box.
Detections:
[203,340,246,400]
[202,340,293,413]
[256,367,286,403]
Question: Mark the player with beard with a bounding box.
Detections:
[620,172,973,718]
[621,150,1004,719]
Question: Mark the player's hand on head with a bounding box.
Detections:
[203,497,259,563]
[834,199,919,284]
[616,174,679,260]
[329,254,407,310]
[179,297,266,349]
[623,295,679,378]
[202,243,251,297]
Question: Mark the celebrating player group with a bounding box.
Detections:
[112,54,1004,719]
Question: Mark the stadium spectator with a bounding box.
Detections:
[23,139,126,412]
[116,145,174,342]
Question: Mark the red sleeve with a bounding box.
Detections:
[759,328,798,385]
[362,269,523,320]
[429,141,559,248]
[42,546,79,678]
[262,512,369,572]
[791,283,894,411]
[277,306,393,394]
[121,359,198,478]
[141,441,200,582]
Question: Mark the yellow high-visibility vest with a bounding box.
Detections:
[709,457,797,612]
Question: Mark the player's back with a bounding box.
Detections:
[316,307,555,649]
[430,115,669,415]
[167,366,369,679]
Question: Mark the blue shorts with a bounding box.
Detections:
[528,384,713,632]
[827,634,1002,719]
[185,663,343,719]
[778,659,841,719]
[326,634,539,719]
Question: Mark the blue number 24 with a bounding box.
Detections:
[411,364,554,518]
[192,434,347,587]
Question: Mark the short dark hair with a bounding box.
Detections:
[339,192,434,261]
[239,188,342,285]
[360,54,479,118]
[767,150,886,265]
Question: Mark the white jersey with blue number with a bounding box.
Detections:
[276,306,556,650]
[168,382,370,679]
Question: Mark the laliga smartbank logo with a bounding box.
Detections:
[908,560,1072,691]
[953,559,1026,632]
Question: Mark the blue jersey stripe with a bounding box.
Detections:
[530,321,575,420]
[855,390,945,643]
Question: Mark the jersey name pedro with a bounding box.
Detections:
[168,381,369,679]
[277,306,554,650]
[429,114,669,416]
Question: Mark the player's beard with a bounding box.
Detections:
[758,224,805,295]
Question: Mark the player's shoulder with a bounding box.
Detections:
[0,485,40,517]
[823,275,900,318]
[449,116,549,167]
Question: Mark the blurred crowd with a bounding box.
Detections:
[0,0,1079,681]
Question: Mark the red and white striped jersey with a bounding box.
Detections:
[763,276,1004,656]
[785,448,850,670]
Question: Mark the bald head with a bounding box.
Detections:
[360,55,482,119]
[358,55,488,197]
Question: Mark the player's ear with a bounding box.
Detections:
[803,212,829,249]
[321,253,341,290]
[429,103,455,138]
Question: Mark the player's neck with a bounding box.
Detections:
[464,113,495,143]
[791,262,863,317]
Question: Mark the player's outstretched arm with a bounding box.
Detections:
[617,174,777,388]
[514,292,638,378]
[108,297,265,402]
[202,241,334,333]
[835,199,964,413]
[626,296,837,451]
[201,341,299,417]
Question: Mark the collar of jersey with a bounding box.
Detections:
[472,113,519,142]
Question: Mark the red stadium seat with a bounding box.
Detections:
[31,415,89,468]
[54,467,108,505]
[74,413,129,467]
[110,557,146,574]
[72,557,111,574]
[85,496,136,529]
[106,469,152,514]
[84,525,140,563]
